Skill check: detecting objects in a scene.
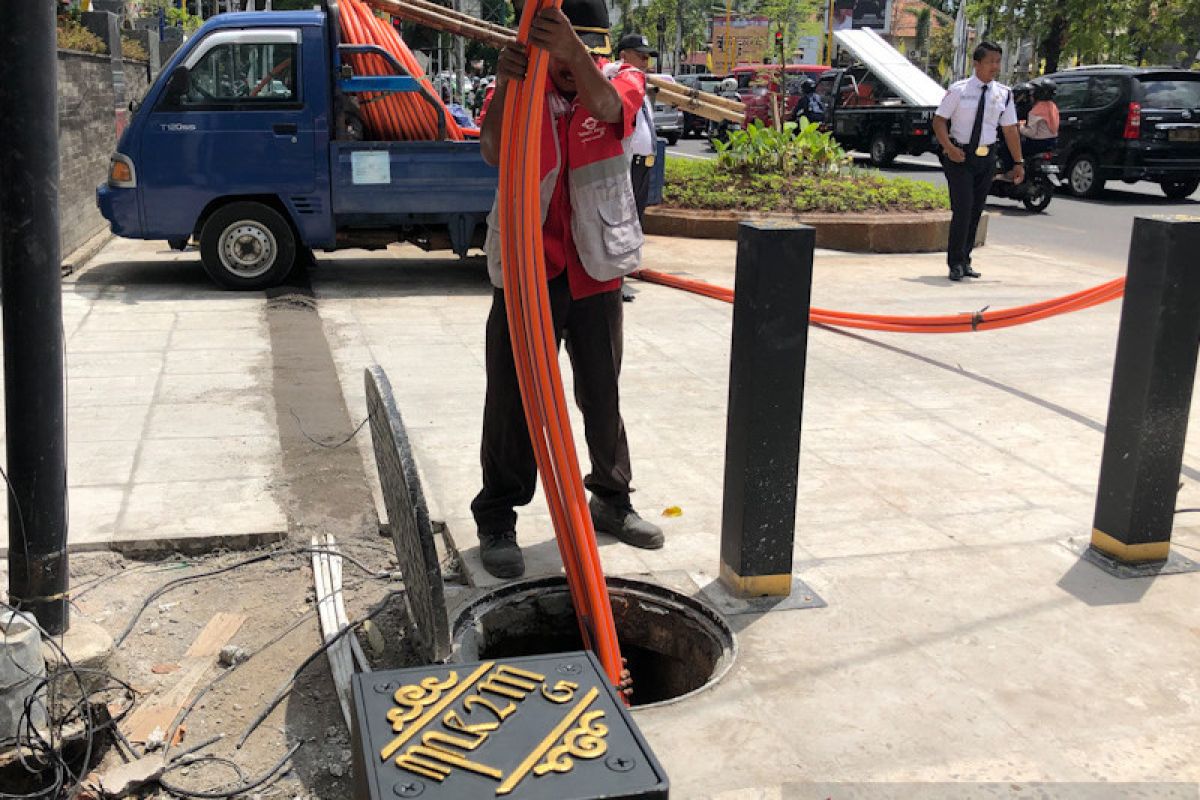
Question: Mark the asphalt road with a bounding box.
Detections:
[668,136,1200,270]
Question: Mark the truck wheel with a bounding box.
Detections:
[666,132,680,146]
[1160,177,1199,200]
[868,132,898,167]
[1067,153,1104,198]
[199,201,296,290]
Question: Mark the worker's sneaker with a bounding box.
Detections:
[589,496,664,550]
[962,264,981,278]
[948,265,964,281]
[478,530,525,579]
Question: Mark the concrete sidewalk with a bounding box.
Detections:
[1,231,1196,796]
[315,235,1200,797]
[0,237,287,554]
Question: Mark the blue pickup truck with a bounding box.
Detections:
[98,2,665,290]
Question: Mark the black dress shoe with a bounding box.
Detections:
[962,265,981,278]
[948,265,964,281]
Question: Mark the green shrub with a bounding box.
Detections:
[713,119,851,177]
[57,17,107,55]
[663,157,949,214]
[122,36,149,62]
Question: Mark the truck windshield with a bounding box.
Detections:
[1137,77,1200,109]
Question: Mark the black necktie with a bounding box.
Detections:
[968,83,989,152]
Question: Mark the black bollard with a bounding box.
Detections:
[719,223,815,598]
[0,1,70,632]
[1090,216,1200,569]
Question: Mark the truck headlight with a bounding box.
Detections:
[108,153,136,188]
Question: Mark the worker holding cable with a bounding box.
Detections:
[471,0,663,579]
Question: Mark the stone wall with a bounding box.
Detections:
[57,50,151,259]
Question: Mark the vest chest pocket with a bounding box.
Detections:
[594,175,642,258]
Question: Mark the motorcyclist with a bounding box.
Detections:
[998,78,1058,179]
[794,77,825,124]
[1020,77,1059,158]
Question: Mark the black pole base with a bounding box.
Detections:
[696,570,826,617]
[1064,537,1200,579]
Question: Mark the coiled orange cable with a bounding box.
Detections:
[634,270,1126,334]
[339,0,465,141]
[497,0,625,687]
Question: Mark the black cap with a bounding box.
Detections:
[616,33,658,58]
[559,0,612,54]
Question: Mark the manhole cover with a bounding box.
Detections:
[365,365,449,663]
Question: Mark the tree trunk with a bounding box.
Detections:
[1040,12,1067,73]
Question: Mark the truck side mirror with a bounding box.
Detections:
[165,65,190,106]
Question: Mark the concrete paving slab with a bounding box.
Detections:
[312,235,1200,794]
[0,239,288,555]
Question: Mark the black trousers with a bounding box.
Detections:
[631,160,652,226]
[942,151,996,269]
[471,274,632,536]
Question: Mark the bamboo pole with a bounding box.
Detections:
[365,0,745,124]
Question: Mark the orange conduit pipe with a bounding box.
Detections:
[339,0,465,141]
[498,0,625,686]
[634,270,1127,334]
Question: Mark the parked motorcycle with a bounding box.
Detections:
[990,149,1059,212]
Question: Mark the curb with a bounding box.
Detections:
[61,228,113,276]
[643,207,988,253]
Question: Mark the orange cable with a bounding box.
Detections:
[633,269,1126,334]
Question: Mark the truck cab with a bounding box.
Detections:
[98,4,498,289]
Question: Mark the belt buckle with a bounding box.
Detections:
[975,146,990,157]
[644,155,655,167]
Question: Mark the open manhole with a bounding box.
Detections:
[452,576,737,708]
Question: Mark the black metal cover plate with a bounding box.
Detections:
[365,365,450,663]
[350,651,669,800]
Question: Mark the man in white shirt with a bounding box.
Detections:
[933,41,1023,282]
[616,33,658,225]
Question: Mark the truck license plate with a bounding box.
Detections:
[1169,128,1200,142]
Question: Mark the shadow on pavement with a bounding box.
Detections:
[1056,556,1155,606]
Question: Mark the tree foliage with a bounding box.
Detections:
[968,0,1200,71]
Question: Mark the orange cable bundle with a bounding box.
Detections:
[633,270,1126,334]
[497,0,625,687]
[338,0,464,141]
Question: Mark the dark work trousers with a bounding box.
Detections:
[471,273,633,537]
[631,157,653,226]
[942,151,997,269]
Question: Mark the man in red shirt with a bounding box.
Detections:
[472,0,662,579]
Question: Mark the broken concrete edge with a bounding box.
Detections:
[62,227,114,276]
[644,206,988,253]
[0,529,288,560]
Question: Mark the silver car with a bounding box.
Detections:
[649,74,683,145]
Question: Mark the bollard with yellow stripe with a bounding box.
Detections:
[1088,215,1200,575]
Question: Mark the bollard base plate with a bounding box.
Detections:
[690,571,826,616]
[1063,537,1200,579]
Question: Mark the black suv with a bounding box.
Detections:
[1043,66,1200,199]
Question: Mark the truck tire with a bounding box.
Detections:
[1067,153,1104,199]
[199,201,296,290]
[1160,177,1199,200]
[868,132,898,167]
[666,132,680,146]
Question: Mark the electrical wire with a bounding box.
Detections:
[157,743,302,800]
[235,599,395,750]
[287,407,370,449]
[113,546,395,647]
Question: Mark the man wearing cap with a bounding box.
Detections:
[615,33,659,225]
[932,41,1023,282]
[473,0,662,579]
